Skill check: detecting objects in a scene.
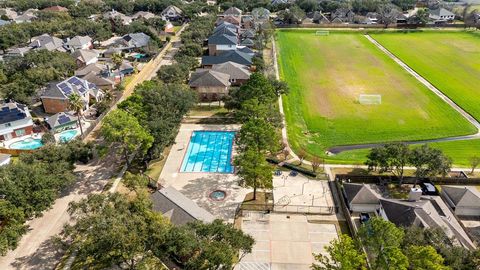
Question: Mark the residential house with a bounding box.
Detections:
[0,101,34,141]
[161,5,183,21]
[215,21,239,33]
[331,8,355,23]
[216,15,241,26]
[378,198,475,249]
[42,6,69,12]
[0,8,18,20]
[208,31,238,56]
[429,8,454,23]
[103,10,132,25]
[223,7,242,17]
[66,36,93,51]
[201,50,253,67]
[14,9,38,23]
[132,11,157,20]
[71,49,99,67]
[151,186,215,225]
[240,38,254,47]
[119,60,134,75]
[242,15,254,29]
[342,183,380,213]
[189,69,231,101]
[83,72,115,91]
[75,63,122,85]
[41,76,103,114]
[441,186,480,216]
[211,61,251,86]
[5,47,31,58]
[116,32,151,49]
[251,7,271,23]
[46,111,78,132]
[240,29,256,39]
[29,34,67,52]
[313,11,330,24]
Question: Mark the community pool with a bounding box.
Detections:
[58,130,78,143]
[9,138,43,150]
[181,131,235,173]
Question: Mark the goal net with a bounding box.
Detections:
[359,94,381,105]
[315,30,330,36]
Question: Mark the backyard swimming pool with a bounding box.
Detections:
[9,138,43,150]
[58,130,78,142]
[181,131,235,173]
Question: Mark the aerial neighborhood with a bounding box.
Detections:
[0,0,479,269]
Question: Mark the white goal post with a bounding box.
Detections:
[359,94,382,105]
[315,30,330,36]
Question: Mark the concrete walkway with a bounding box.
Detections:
[326,35,480,153]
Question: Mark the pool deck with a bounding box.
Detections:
[159,124,250,222]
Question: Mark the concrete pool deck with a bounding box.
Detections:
[159,124,249,222]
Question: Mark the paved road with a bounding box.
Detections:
[328,36,480,153]
[0,26,187,270]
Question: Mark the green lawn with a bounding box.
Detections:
[276,30,475,162]
[371,31,480,121]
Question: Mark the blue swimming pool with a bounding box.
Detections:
[58,130,78,143]
[181,131,235,173]
[9,138,43,150]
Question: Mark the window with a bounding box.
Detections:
[4,123,11,127]
[15,129,25,137]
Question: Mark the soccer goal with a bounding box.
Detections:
[359,94,382,105]
[315,30,330,36]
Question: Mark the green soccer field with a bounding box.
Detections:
[276,30,476,162]
[371,31,480,121]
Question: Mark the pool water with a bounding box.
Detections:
[210,190,227,201]
[58,130,78,143]
[133,53,146,59]
[181,131,235,173]
[9,138,43,150]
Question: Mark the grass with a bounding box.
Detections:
[333,139,480,167]
[276,29,476,163]
[371,31,480,122]
[241,192,274,211]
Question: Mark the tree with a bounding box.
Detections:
[41,131,56,145]
[366,143,410,183]
[357,217,408,270]
[68,93,85,137]
[312,234,367,270]
[123,172,149,193]
[225,72,277,110]
[62,193,170,269]
[269,77,290,96]
[297,148,307,165]
[236,118,279,154]
[410,144,452,185]
[312,156,323,173]
[235,148,273,200]
[157,64,189,84]
[377,4,400,28]
[469,156,480,174]
[100,109,154,166]
[111,53,123,69]
[408,8,429,25]
[405,245,448,270]
[0,200,27,256]
[234,98,282,127]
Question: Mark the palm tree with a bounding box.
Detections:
[68,93,85,137]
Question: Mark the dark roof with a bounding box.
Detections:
[212,61,251,80]
[343,183,379,205]
[189,69,230,87]
[202,50,253,66]
[0,102,30,124]
[151,186,215,225]
[442,186,480,208]
[46,112,77,129]
[208,33,237,45]
[240,38,254,46]
[75,63,107,77]
[213,25,237,37]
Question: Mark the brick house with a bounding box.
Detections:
[0,101,34,141]
[41,76,103,114]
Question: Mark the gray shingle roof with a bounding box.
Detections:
[75,63,107,77]
[71,49,98,64]
[189,69,231,87]
[29,34,65,51]
[202,50,253,66]
[212,61,251,80]
[208,33,237,45]
[441,186,480,208]
[240,38,254,46]
[119,32,151,48]
[151,186,215,225]
[223,7,242,16]
[66,36,92,47]
[343,183,379,205]
[429,8,454,17]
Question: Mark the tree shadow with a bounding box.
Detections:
[10,236,65,270]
